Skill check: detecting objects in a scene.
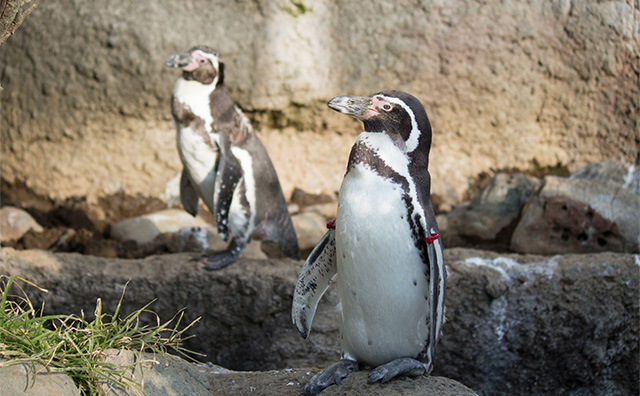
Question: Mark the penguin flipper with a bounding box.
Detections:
[213,136,243,241]
[292,229,336,339]
[180,168,200,217]
[419,225,446,369]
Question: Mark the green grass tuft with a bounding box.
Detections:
[0,275,202,395]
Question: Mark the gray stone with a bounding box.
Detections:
[511,176,640,254]
[439,173,540,247]
[166,226,221,253]
[110,208,216,246]
[438,249,639,396]
[0,206,44,242]
[0,360,80,396]
[98,349,210,396]
[291,210,328,251]
[571,160,639,195]
[1,247,636,396]
[203,370,478,396]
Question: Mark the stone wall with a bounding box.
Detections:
[1,0,638,204]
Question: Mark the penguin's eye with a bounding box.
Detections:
[382,104,392,111]
[199,58,206,63]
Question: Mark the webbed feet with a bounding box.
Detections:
[367,357,427,384]
[191,239,245,270]
[304,359,359,395]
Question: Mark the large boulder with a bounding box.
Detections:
[98,349,211,396]
[438,173,539,249]
[1,0,637,206]
[511,175,640,254]
[1,247,637,396]
[571,160,640,195]
[110,209,216,246]
[100,350,478,396]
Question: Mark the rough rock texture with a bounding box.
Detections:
[99,349,211,396]
[0,354,477,396]
[571,160,640,194]
[0,359,80,396]
[110,209,216,245]
[438,173,540,250]
[1,0,637,206]
[205,370,478,396]
[290,210,328,252]
[0,206,44,242]
[511,175,640,254]
[1,247,637,396]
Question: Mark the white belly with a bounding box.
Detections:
[336,162,428,366]
[177,126,218,211]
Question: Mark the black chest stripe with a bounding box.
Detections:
[346,142,431,270]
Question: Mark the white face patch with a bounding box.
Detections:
[378,95,422,153]
[193,50,220,79]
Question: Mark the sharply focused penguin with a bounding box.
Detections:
[166,46,299,270]
[292,90,445,394]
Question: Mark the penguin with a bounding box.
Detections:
[292,90,445,394]
[166,46,299,270]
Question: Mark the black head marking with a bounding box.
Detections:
[328,90,433,156]
[369,90,432,153]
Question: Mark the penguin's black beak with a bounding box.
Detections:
[328,95,373,120]
[166,53,192,68]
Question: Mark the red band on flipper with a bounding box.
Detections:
[326,219,336,229]
[423,233,439,244]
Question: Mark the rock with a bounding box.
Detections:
[166,226,221,253]
[511,176,640,254]
[2,352,475,396]
[0,359,80,396]
[290,188,336,208]
[98,349,210,396]
[0,206,44,242]
[203,369,478,396]
[305,202,338,220]
[571,160,639,195]
[1,247,637,396]
[291,210,328,252]
[439,250,639,396]
[110,208,216,246]
[110,208,271,260]
[438,173,539,249]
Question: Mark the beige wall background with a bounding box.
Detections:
[2,0,638,206]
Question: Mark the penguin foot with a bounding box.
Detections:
[202,252,237,270]
[304,359,359,395]
[200,239,245,270]
[367,358,427,384]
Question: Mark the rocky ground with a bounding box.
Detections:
[1,246,637,396]
[2,160,638,259]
